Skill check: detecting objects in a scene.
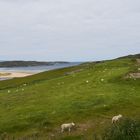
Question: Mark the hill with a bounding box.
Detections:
[0,54,139,139]
[0,61,69,67]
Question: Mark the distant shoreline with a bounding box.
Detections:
[0,62,81,80]
[0,61,69,68]
[0,71,34,79]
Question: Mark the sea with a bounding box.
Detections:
[0,62,81,80]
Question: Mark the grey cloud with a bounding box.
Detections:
[0,0,140,61]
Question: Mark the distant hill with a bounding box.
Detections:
[0,61,69,67]
[117,53,140,59]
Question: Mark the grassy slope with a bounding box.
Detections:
[0,56,139,139]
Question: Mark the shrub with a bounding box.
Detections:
[101,118,140,140]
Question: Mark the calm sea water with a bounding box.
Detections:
[0,62,81,73]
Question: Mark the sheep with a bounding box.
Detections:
[23,83,27,86]
[112,114,123,124]
[16,89,19,92]
[101,78,104,82]
[61,122,75,133]
[8,90,10,93]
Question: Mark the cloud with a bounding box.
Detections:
[0,0,140,61]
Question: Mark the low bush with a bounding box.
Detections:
[101,118,140,140]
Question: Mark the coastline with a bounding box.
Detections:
[0,62,81,81]
[0,71,34,79]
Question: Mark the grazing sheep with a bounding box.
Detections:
[101,78,104,82]
[23,83,27,86]
[112,114,122,124]
[61,122,75,132]
[16,89,18,92]
[8,90,10,93]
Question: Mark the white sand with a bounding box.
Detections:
[0,71,34,78]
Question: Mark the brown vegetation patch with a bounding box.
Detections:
[76,121,94,133]
[136,59,140,64]
[125,72,140,79]
[65,69,83,75]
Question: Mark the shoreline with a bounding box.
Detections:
[0,71,35,79]
[0,62,81,80]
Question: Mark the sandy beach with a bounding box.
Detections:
[0,71,34,79]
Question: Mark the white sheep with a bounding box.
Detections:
[112,114,123,124]
[16,89,19,92]
[8,90,10,93]
[61,122,75,132]
[101,79,104,82]
[23,83,27,86]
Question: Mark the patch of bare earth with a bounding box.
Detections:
[65,69,83,75]
[43,121,95,139]
[126,73,140,79]
[136,59,140,64]
[125,59,140,79]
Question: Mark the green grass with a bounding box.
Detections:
[0,56,139,139]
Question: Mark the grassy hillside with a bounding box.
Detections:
[0,55,140,139]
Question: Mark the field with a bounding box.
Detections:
[0,55,140,139]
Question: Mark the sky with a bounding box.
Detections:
[0,0,140,61]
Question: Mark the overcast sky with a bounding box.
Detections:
[0,0,140,61]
